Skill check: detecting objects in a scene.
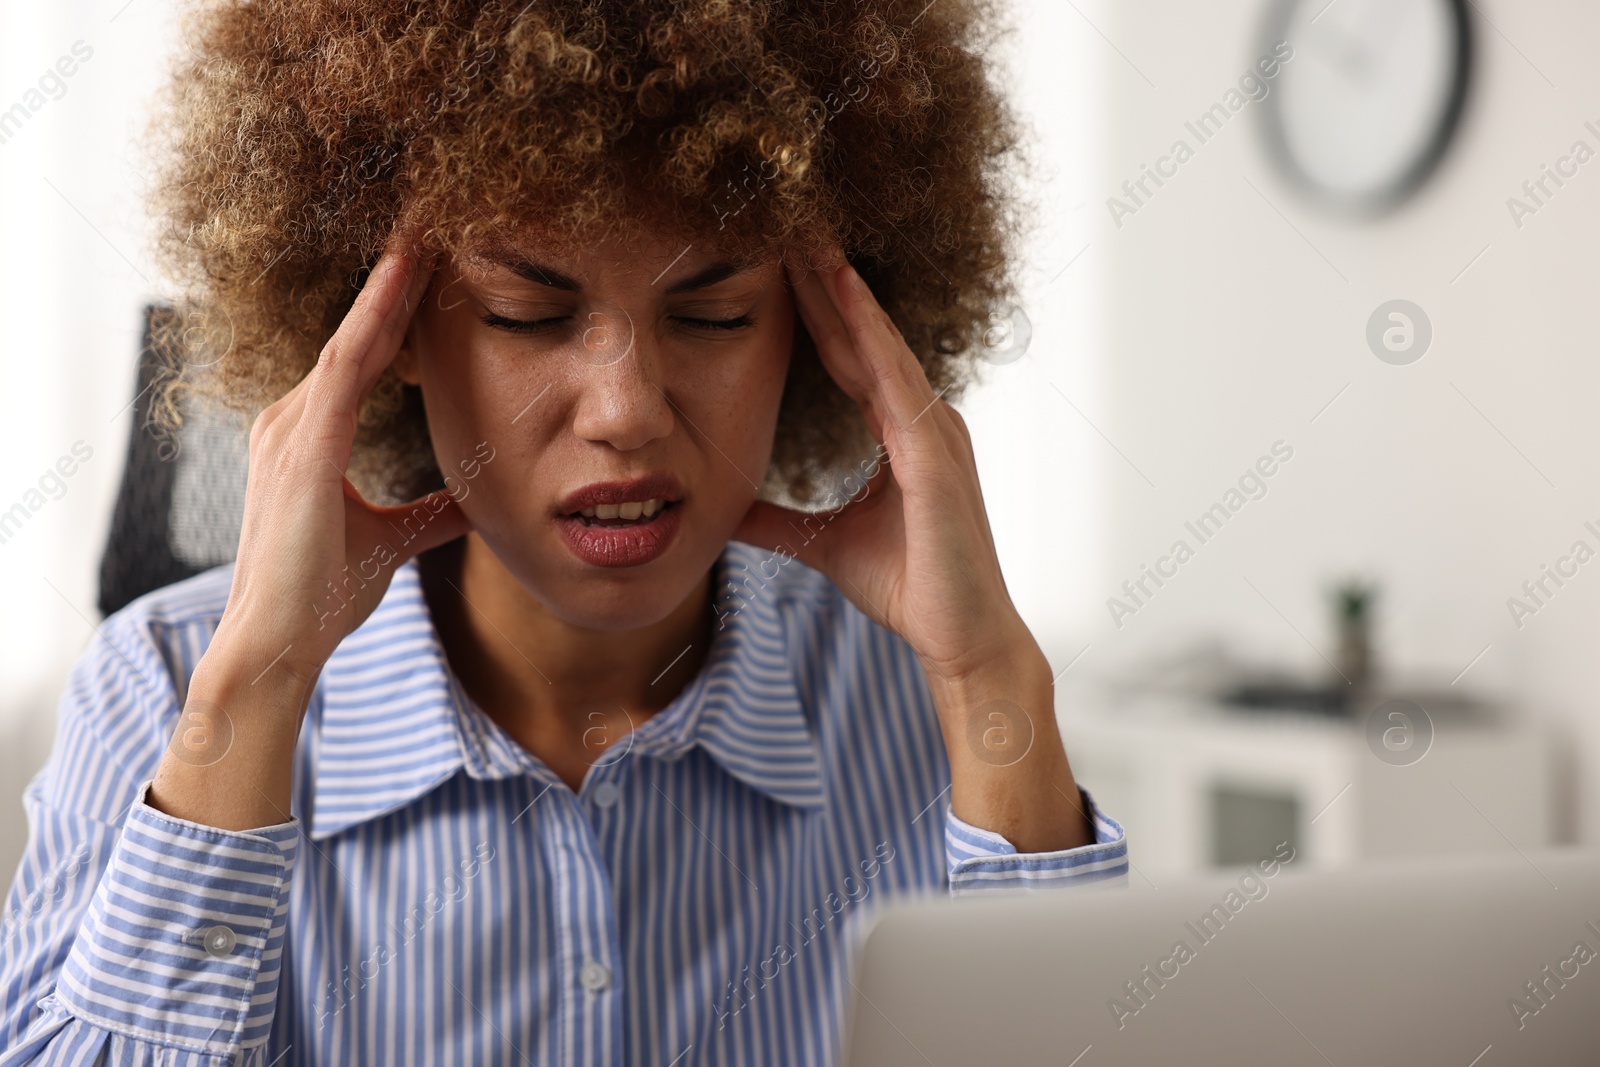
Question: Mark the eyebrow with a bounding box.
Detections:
[487,255,747,294]
[492,257,582,291]
[663,262,742,294]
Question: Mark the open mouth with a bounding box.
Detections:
[554,476,685,567]
[556,497,682,568]
[567,498,678,527]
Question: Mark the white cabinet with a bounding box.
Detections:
[1060,695,1551,885]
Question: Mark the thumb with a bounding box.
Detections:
[732,499,827,572]
[373,489,472,564]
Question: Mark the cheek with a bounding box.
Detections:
[417,322,545,432]
[714,344,788,404]
[729,305,796,408]
[687,331,792,445]
[409,331,527,498]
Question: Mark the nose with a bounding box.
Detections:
[569,315,674,452]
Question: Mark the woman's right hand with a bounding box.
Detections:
[149,222,470,830]
[210,223,469,690]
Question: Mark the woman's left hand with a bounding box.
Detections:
[735,257,1041,693]
[734,257,1091,852]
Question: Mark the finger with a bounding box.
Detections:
[254,261,432,460]
[351,250,434,404]
[251,361,315,438]
[304,230,434,431]
[821,262,941,436]
[366,488,472,562]
[788,263,870,398]
[788,265,886,443]
[942,400,974,448]
[804,261,957,482]
[732,500,825,571]
[732,457,894,573]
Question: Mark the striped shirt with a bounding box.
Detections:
[0,540,1127,1065]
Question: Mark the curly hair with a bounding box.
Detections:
[143,0,1024,506]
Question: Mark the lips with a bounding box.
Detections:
[555,474,684,516]
[554,474,684,568]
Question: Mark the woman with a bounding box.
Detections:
[0,0,1125,1063]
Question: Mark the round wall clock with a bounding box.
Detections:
[1259,0,1473,216]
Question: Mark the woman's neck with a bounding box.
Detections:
[416,532,713,792]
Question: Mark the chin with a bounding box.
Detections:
[488,523,725,633]
[547,573,701,632]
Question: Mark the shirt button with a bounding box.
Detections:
[202,925,237,957]
[590,782,620,809]
[579,959,611,992]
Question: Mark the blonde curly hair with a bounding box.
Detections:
[144,0,1024,505]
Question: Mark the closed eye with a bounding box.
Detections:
[673,314,755,331]
[480,312,756,334]
[479,312,571,335]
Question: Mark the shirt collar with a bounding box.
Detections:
[307,541,825,841]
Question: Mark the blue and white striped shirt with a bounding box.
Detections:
[0,540,1126,1065]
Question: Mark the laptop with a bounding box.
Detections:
[843,847,1600,1066]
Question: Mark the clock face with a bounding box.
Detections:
[1260,0,1472,215]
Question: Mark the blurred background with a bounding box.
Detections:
[0,0,1593,885]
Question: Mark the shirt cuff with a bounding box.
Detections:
[945,785,1129,894]
[52,780,301,1057]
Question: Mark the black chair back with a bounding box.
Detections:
[97,303,247,618]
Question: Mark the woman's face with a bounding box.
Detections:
[399,227,795,631]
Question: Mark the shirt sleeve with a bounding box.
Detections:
[943,785,1128,895]
[0,609,301,1066]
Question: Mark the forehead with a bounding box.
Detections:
[458,224,777,288]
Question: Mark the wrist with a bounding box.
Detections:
[193,646,314,704]
[923,631,1093,854]
[923,621,1051,718]
[204,610,325,694]
[148,637,316,832]
[930,646,1058,781]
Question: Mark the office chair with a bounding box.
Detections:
[96,303,248,618]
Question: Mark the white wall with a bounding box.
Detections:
[0,0,179,870]
[1009,0,1600,843]
[967,0,1110,679]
